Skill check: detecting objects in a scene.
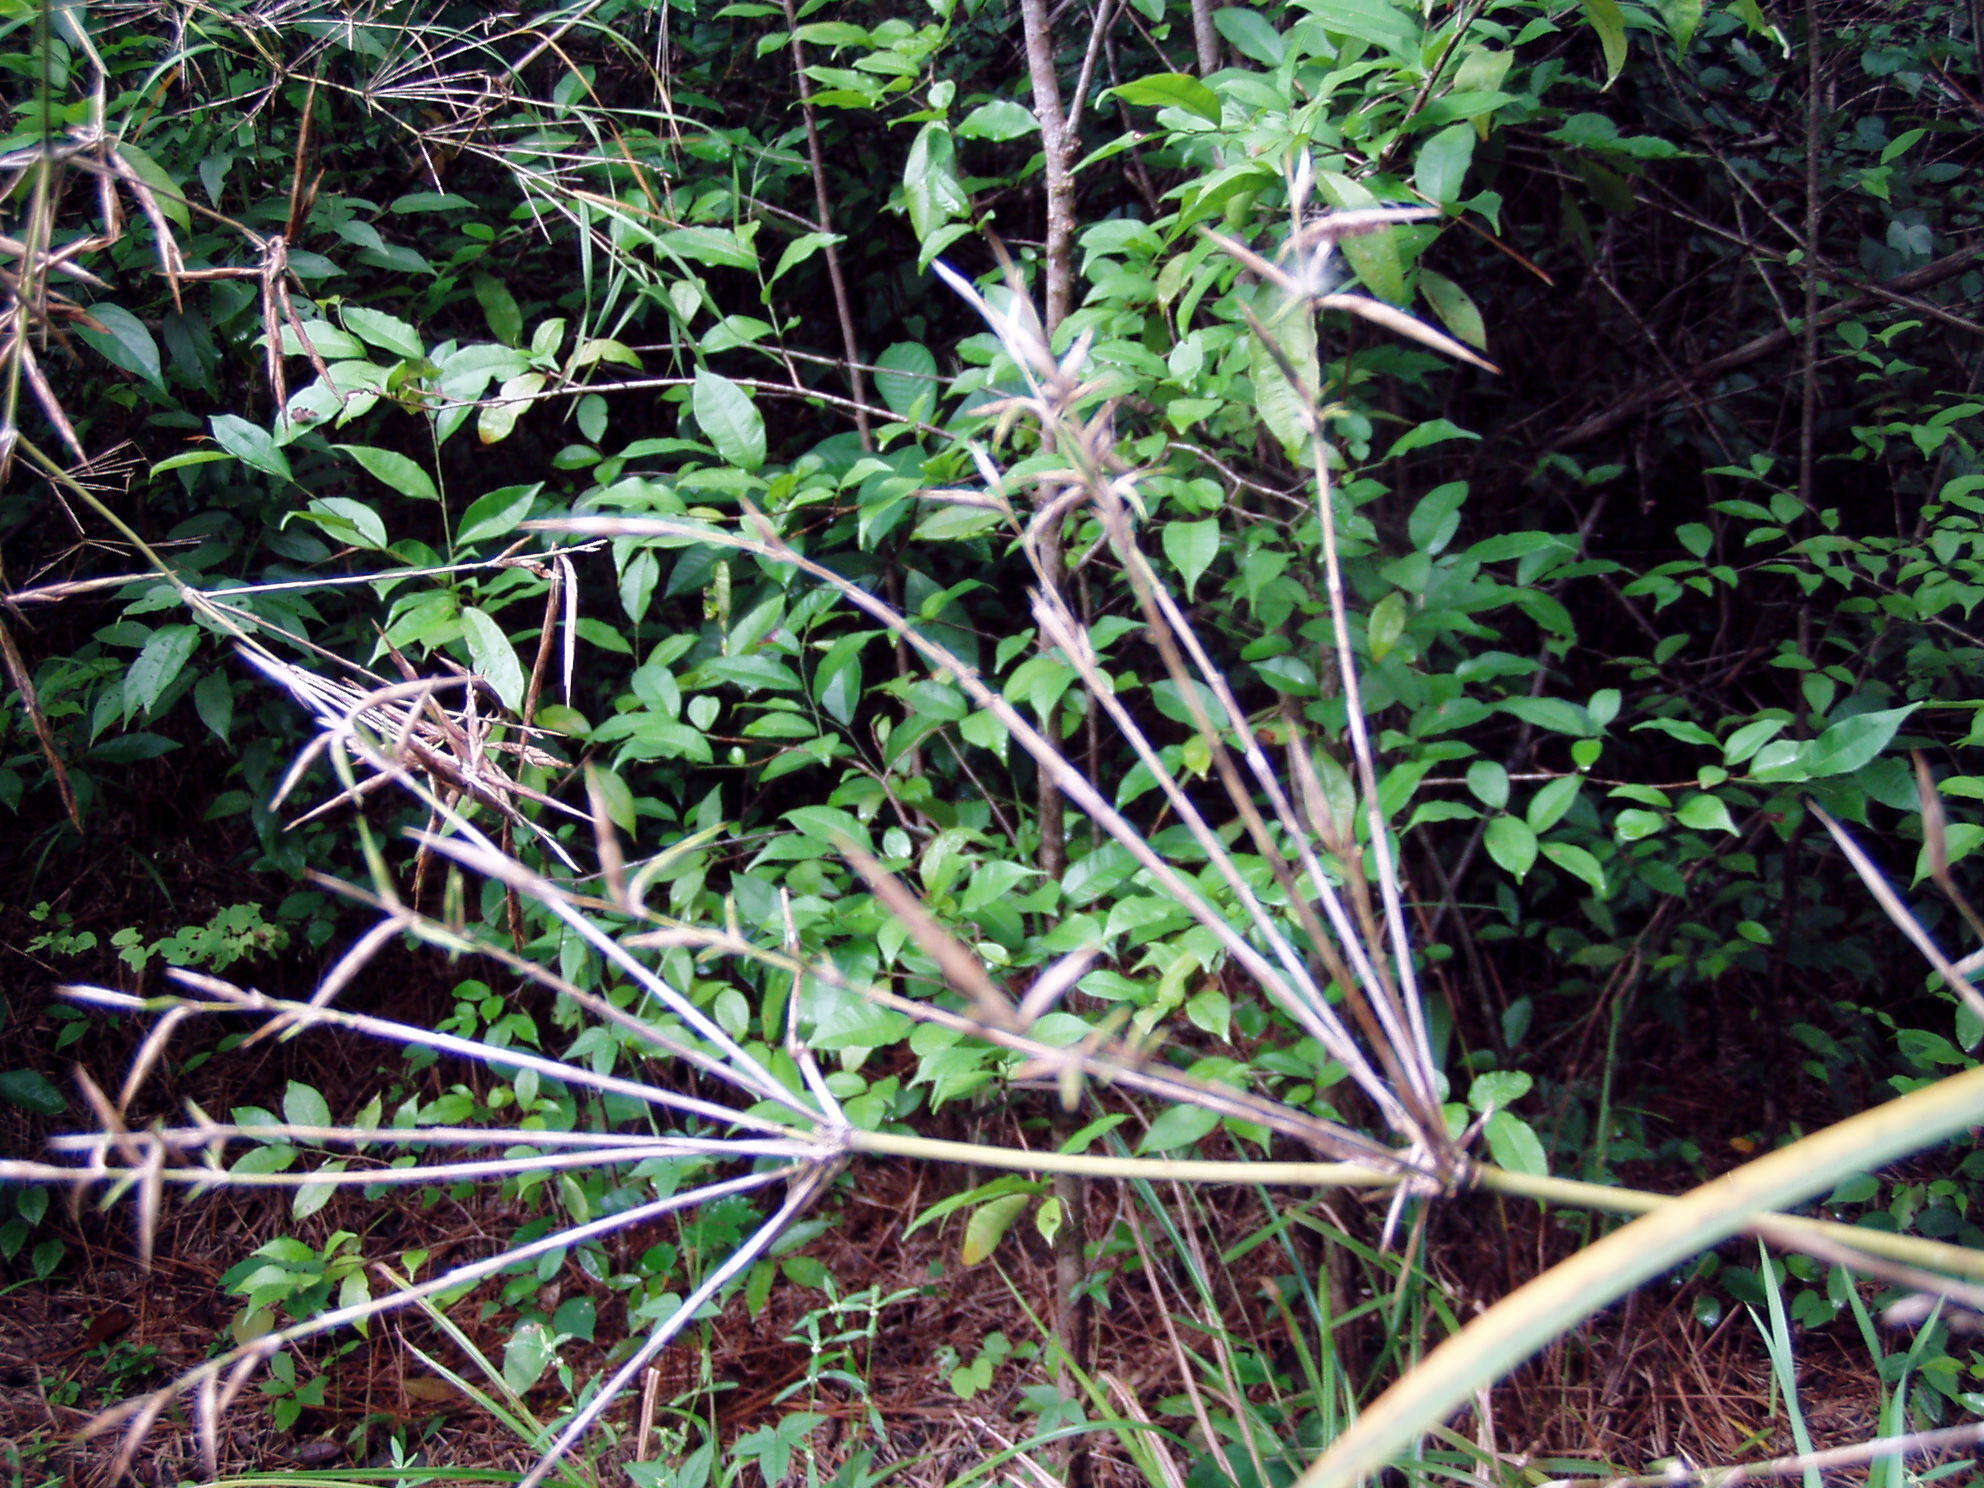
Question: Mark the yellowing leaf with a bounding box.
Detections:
[961,1192,1030,1265]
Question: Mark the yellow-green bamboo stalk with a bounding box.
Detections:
[1295,1058,1984,1488]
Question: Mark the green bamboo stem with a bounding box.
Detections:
[1476,1164,1984,1280]
[1294,1057,1984,1488]
[852,1130,1984,1279]
[848,1129,1397,1188]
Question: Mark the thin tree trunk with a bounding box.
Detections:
[1796,0,1822,506]
[780,0,871,450]
[1190,0,1219,74]
[1019,0,1076,330]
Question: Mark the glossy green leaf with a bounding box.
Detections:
[1419,269,1489,351]
[210,414,293,480]
[75,303,163,388]
[0,1068,66,1116]
[1484,1112,1549,1175]
[1526,775,1581,833]
[473,275,522,343]
[1414,124,1476,205]
[461,606,526,713]
[1162,519,1220,598]
[1112,72,1223,124]
[115,142,190,229]
[874,342,939,420]
[1540,841,1608,895]
[1304,0,1418,58]
[904,124,969,246]
[456,484,542,546]
[1466,759,1509,810]
[957,100,1038,140]
[1798,705,1917,779]
[337,443,439,501]
[341,305,426,361]
[1676,793,1737,833]
[1577,0,1628,83]
[1138,1102,1221,1153]
[1484,815,1538,881]
[691,369,766,471]
[659,226,758,270]
[126,625,199,716]
[1214,8,1286,66]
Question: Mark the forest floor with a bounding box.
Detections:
[0,922,1966,1488]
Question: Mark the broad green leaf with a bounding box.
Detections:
[1408,482,1466,555]
[1798,705,1917,778]
[874,342,939,420]
[1526,775,1581,833]
[914,502,1004,542]
[771,231,839,284]
[210,414,293,480]
[503,1321,556,1392]
[957,99,1038,140]
[1304,0,1419,58]
[691,369,766,471]
[1162,519,1220,598]
[1419,269,1489,350]
[659,226,758,271]
[193,672,234,742]
[1676,793,1737,833]
[1367,591,1407,660]
[1186,988,1231,1041]
[1614,807,1664,842]
[1484,1111,1549,1175]
[0,1068,66,1116]
[1250,285,1319,451]
[341,305,426,361]
[1138,1102,1221,1153]
[1722,717,1785,765]
[1315,171,1409,303]
[785,805,869,848]
[903,124,969,246]
[1213,8,1286,66]
[814,633,867,726]
[570,338,643,370]
[116,142,190,229]
[480,371,545,444]
[1540,841,1607,895]
[1577,0,1628,83]
[1414,124,1476,206]
[279,319,368,360]
[472,274,522,343]
[1469,1070,1532,1110]
[619,549,659,623]
[75,303,163,388]
[301,497,385,550]
[1484,815,1537,881]
[126,626,198,717]
[1500,697,1593,736]
[456,484,541,546]
[1112,72,1223,125]
[283,1081,331,1128]
[1465,759,1509,810]
[336,443,439,501]
[1651,0,1702,52]
[460,606,526,713]
[151,450,235,476]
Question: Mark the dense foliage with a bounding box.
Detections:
[5,0,1984,1482]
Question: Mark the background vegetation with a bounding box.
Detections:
[5,0,1984,1484]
